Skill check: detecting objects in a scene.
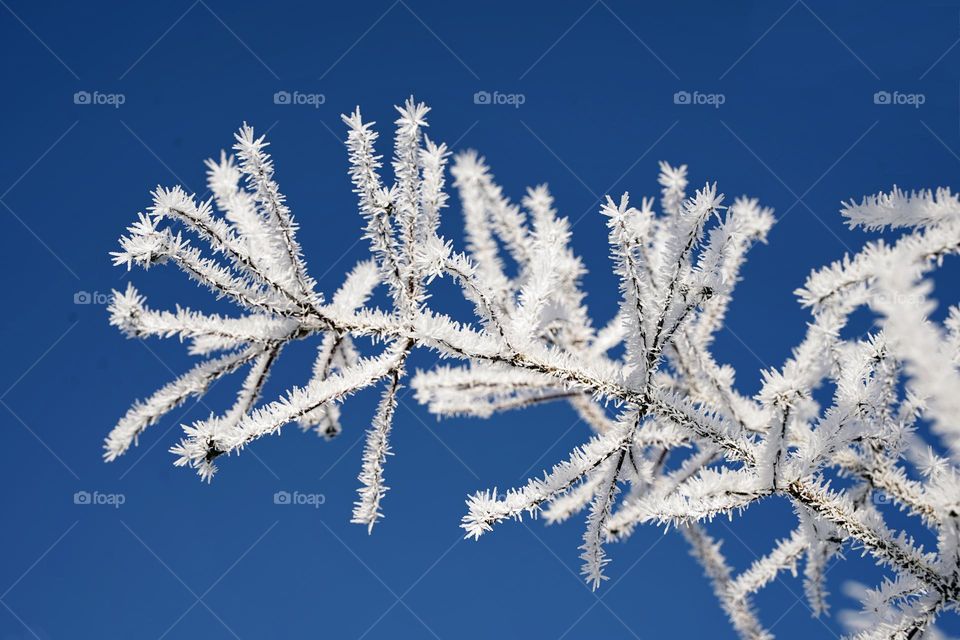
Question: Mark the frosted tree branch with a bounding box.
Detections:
[106,98,960,637]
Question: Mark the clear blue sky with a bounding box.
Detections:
[2,1,959,638]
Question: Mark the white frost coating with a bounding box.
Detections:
[106,99,960,637]
[841,186,960,231]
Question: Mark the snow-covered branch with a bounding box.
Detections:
[106,99,960,637]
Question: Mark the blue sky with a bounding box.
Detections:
[2,1,960,638]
